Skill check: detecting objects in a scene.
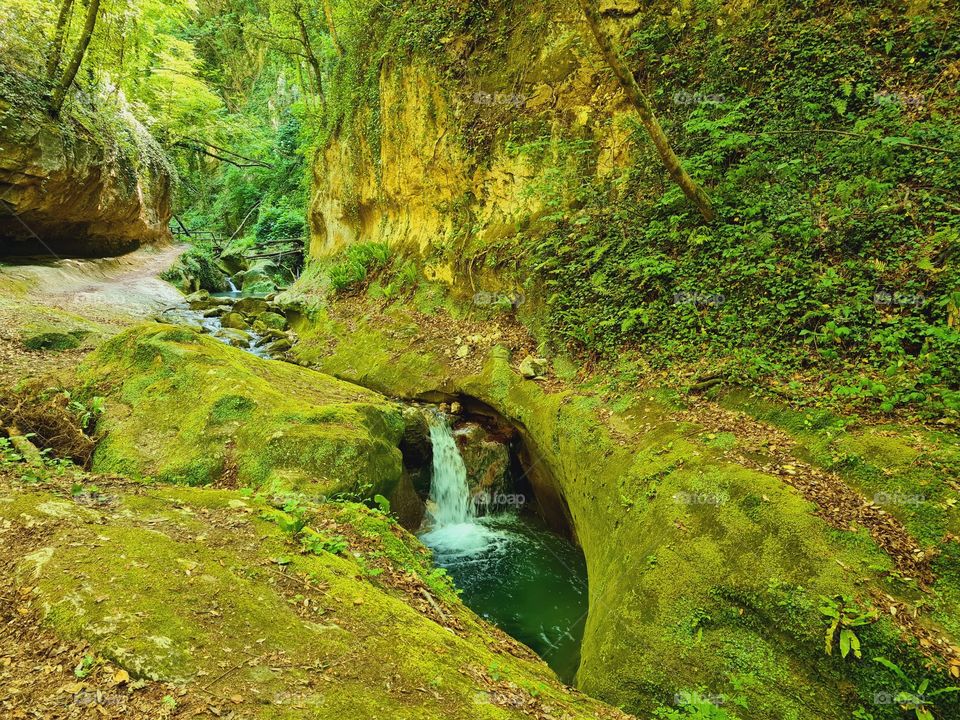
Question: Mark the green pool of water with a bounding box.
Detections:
[420,513,588,683]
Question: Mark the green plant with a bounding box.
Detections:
[653,691,739,719]
[873,657,960,720]
[819,595,877,659]
[327,243,391,292]
[372,493,391,515]
[74,654,96,679]
[0,437,23,465]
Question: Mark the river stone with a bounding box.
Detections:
[203,305,232,318]
[184,290,211,304]
[266,338,292,355]
[233,297,269,316]
[220,312,249,331]
[254,311,288,332]
[214,328,252,348]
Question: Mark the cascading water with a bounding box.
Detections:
[425,414,474,527]
[418,410,589,683]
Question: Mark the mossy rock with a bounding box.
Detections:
[79,324,408,500]
[286,303,960,720]
[2,480,629,719]
[254,311,288,332]
[220,312,249,330]
[22,330,83,352]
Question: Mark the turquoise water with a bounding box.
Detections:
[421,513,588,683]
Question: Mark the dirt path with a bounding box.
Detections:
[0,244,186,325]
[0,244,186,385]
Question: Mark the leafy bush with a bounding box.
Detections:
[328,242,392,292]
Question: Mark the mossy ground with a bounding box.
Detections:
[0,468,629,719]
[80,323,407,500]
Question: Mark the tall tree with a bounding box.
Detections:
[576,0,715,222]
[50,0,102,115]
[323,0,343,57]
[45,0,76,81]
[290,0,324,96]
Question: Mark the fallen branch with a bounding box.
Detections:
[175,143,273,169]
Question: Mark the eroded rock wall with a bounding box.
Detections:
[309,5,635,288]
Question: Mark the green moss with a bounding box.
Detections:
[285,305,960,720]
[80,323,407,500]
[2,480,621,719]
[22,331,82,351]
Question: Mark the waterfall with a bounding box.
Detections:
[425,412,474,527]
[226,277,239,293]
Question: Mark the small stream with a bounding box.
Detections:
[418,412,588,683]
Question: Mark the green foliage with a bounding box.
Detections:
[873,657,960,720]
[328,242,391,292]
[520,0,960,419]
[819,595,878,660]
[653,691,740,720]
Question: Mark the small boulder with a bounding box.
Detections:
[203,305,232,318]
[455,344,471,359]
[184,290,211,304]
[233,297,269,316]
[255,311,288,331]
[214,328,252,348]
[518,355,548,379]
[266,338,292,355]
[220,312,249,331]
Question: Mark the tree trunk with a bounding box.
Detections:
[576,0,715,222]
[323,0,343,57]
[46,0,76,81]
[50,0,101,115]
[291,2,324,97]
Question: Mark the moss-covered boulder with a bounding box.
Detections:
[1,473,631,719]
[80,323,407,500]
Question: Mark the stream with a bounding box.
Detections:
[418,412,588,683]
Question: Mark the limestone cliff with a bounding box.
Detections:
[0,69,172,257]
[309,2,633,287]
